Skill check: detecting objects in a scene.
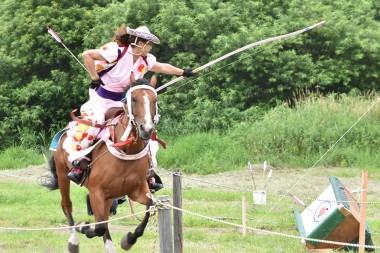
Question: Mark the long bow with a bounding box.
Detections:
[156,20,326,92]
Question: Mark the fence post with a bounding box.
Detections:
[358,170,368,253]
[173,169,183,253]
[242,196,246,236]
[157,195,173,253]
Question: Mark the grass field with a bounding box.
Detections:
[0,94,379,252]
[0,165,378,253]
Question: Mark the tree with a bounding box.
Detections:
[0,0,378,149]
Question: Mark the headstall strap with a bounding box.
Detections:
[106,114,123,142]
[126,85,159,126]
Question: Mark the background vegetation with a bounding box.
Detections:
[0,2,379,251]
[0,0,379,170]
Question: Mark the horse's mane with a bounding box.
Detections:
[133,78,150,86]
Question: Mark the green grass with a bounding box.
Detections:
[0,93,379,251]
[0,177,378,253]
[158,94,380,176]
[1,93,378,175]
[0,147,44,170]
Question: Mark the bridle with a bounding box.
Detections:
[105,85,159,160]
[120,85,159,142]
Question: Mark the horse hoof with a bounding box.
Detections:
[68,243,79,253]
[120,232,133,250]
[75,221,90,233]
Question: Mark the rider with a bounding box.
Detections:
[64,24,195,189]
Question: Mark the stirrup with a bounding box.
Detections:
[149,182,164,192]
[148,177,164,192]
[66,168,84,185]
[67,158,91,185]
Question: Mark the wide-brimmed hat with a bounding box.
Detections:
[126,26,160,44]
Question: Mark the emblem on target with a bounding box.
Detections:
[314,201,331,222]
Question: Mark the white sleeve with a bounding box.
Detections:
[146,54,157,70]
[98,42,119,63]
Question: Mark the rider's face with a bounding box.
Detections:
[141,41,153,56]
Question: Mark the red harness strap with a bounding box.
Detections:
[70,109,105,128]
[98,44,149,77]
[151,130,167,149]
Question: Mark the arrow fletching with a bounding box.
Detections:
[248,162,252,173]
[47,27,62,43]
[291,195,306,207]
[267,169,272,179]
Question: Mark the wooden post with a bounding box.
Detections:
[242,196,247,236]
[358,170,368,253]
[128,198,135,217]
[173,169,183,253]
[157,195,173,253]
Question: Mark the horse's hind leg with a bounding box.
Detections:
[67,215,80,253]
[104,230,117,253]
[54,152,80,253]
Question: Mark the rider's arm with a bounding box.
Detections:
[150,62,185,76]
[82,49,107,81]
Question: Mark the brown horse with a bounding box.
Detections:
[40,75,159,252]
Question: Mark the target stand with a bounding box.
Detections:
[294,176,375,252]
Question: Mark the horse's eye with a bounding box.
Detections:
[131,97,137,103]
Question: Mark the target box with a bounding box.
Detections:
[294,176,375,251]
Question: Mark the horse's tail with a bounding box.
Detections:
[38,154,59,190]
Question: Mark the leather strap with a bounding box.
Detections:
[70,109,105,128]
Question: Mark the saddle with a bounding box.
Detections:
[105,107,124,121]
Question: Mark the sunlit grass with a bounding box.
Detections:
[158,93,380,175]
[0,176,378,253]
[0,147,44,170]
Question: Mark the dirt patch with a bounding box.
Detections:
[0,165,47,183]
[0,164,378,201]
[155,166,380,202]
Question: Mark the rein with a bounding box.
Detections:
[105,114,150,161]
[104,84,158,161]
[125,84,160,128]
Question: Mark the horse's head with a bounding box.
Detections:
[126,73,159,140]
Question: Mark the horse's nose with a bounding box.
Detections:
[140,123,152,132]
[139,124,154,139]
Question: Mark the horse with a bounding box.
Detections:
[40,74,159,252]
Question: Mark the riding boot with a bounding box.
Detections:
[147,170,164,192]
[67,158,90,184]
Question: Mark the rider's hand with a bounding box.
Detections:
[182,68,196,77]
[89,79,104,91]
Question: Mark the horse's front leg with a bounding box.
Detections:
[80,192,112,238]
[121,191,153,251]
[77,191,116,252]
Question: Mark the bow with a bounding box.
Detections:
[156,20,326,92]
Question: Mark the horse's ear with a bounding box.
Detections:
[130,72,136,86]
[149,75,157,88]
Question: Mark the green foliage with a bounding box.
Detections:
[0,0,379,151]
[156,0,379,135]
[158,131,251,174]
[0,147,44,169]
[158,93,380,174]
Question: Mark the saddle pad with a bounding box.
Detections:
[49,129,68,151]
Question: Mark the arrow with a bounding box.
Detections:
[47,27,90,74]
[290,194,313,213]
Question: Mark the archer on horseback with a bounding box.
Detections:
[63,24,195,190]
